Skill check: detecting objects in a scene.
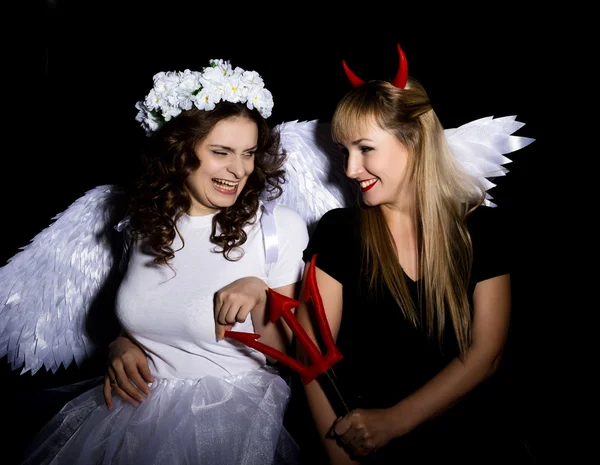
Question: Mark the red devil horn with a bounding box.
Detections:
[391,44,408,89]
[342,59,365,87]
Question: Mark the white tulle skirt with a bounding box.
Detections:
[21,367,300,465]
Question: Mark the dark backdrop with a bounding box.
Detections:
[1,2,568,464]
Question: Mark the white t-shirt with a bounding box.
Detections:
[115,205,309,380]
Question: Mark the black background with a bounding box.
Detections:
[1,2,572,464]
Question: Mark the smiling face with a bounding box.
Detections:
[339,118,413,209]
[185,116,258,216]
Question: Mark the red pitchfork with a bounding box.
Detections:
[224,254,350,417]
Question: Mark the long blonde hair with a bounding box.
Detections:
[331,78,487,355]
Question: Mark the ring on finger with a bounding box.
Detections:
[327,425,342,441]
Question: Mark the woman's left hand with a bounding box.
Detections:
[214,276,268,341]
[331,408,396,458]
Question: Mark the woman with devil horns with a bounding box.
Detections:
[292,44,536,464]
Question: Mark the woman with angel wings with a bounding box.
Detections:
[4,58,319,465]
[0,46,533,465]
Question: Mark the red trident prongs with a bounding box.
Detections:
[224,254,343,385]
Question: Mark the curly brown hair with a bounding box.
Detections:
[127,102,286,266]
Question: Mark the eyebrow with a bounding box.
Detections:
[208,144,258,152]
[351,138,373,145]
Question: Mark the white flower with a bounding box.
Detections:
[144,89,164,111]
[240,70,264,88]
[247,87,274,118]
[135,60,274,135]
[179,70,201,93]
[223,73,244,103]
[160,105,182,122]
[193,87,221,112]
[135,101,163,133]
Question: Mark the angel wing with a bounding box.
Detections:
[444,115,535,206]
[0,185,128,375]
[274,120,359,234]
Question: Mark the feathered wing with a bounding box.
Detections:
[0,185,128,375]
[444,115,535,206]
[273,120,359,233]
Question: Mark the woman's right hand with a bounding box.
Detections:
[103,335,154,409]
[214,276,268,341]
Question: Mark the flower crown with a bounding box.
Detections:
[135,59,274,135]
